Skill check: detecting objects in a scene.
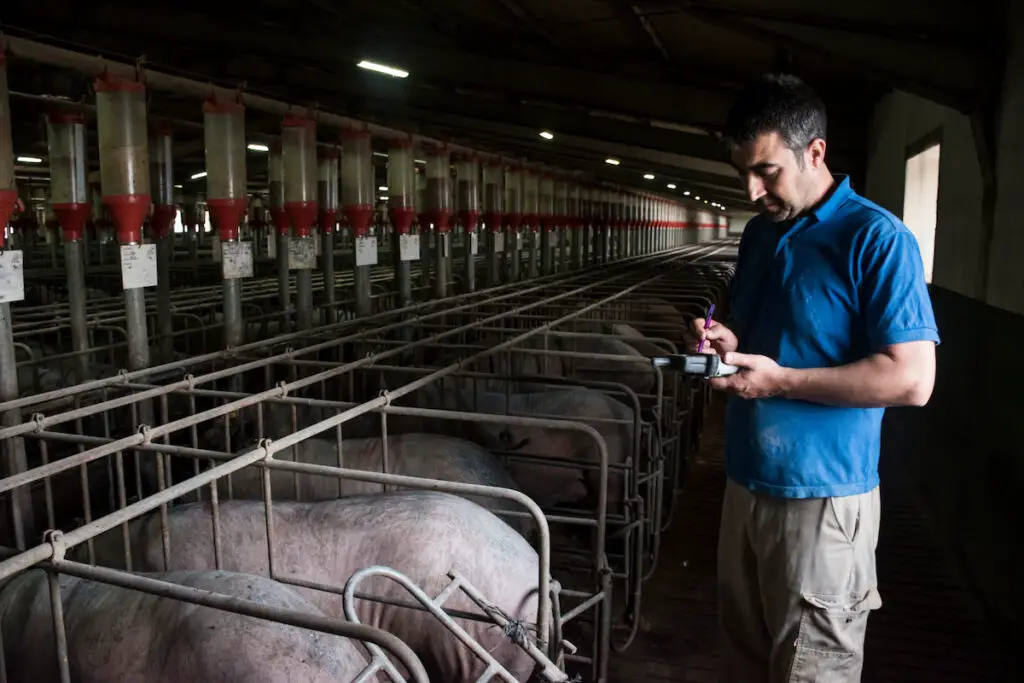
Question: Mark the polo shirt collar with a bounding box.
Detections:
[809,174,853,223]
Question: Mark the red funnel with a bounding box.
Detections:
[319,208,339,234]
[208,198,247,241]
[286,200,317,238]
[344,204,373,238]
[483,212,503,233]
[0,189,19,248]
[52,202,91,241]
[428,209,452,234]
[390,207,415,235]
[270,207,289,236]
[150,204,177,240]
[459,210,481,232]
[103,194,151,244]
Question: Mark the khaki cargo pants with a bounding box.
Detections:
[717,478,882,682]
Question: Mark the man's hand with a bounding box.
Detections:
[708,352,788,399]
[691,317,739,356]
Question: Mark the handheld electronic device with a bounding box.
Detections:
[649,354,740,378]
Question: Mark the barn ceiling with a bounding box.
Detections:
[0,0,1009,212]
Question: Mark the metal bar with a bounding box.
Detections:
[342,565,520,683]
[45,556,429,683]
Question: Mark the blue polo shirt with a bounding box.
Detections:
[725,175,940,499]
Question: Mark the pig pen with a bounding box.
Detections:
[0,242,734,683]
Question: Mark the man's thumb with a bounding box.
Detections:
[723,352,755,368]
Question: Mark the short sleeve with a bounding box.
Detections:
[859,223,941,350]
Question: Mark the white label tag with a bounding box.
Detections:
[0,250,25,304]
[495,232,505,252]
[470,231,479,255]
[399,234,420,262]
[356,236,378,266]
[267,234,277,259]
[288,238,317,270]
[212,235,222,262]
[222,241,254,280]
[120,243,158,290]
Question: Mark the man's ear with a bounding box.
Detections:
[807,138,827,169]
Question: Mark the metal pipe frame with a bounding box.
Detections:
[32,544,430,683]
[0,243,734,683]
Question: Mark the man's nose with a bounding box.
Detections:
[745,175,766,203]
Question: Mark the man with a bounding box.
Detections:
[692,73,940,682]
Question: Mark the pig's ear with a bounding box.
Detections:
[498,429,530,452]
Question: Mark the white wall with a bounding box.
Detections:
[864,91,984,300]
[863,8,1024,312]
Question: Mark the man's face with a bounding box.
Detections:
[729,131,813,222]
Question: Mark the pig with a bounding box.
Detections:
[86,491,548,683]
[209,433,530,537]
[0,568,372,683]
[415,384,635,509]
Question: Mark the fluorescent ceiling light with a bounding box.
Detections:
[694,195,701,200]
[415,159,426,164]
[539,131,554,140]
[247,143,270,152]
[643,174,655,180]
[379,196,389,201]
[357,60,409,78]
[667,183,677,189]
[373,152,389,158]
[17,156,42,164]
[173,184,183,189]
[191,171,207,180]
[379,186,389,191]
[605,158,620,166]
[683,190,691,196]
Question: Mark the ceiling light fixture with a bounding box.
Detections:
[605,158,620,166]
[16,156,42,164]
[539,131,554,140]
[667,183,677,189]
[191,171,207,180]
[694,195,701,201]
[683,190,691,196]
[643,173,655,180]
[379,196,389,201]
[247,143,270,152]
[379,186,389,192]
[357,60,409,78]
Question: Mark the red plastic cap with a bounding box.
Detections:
[203,97,245,114]
[341,127,370,141]
[344,205,373,237]
[52,202,91,241]
[282,115,315,131]
[286,200,318,237]
[150,204,177,240]
[208,198,247,241]
[103,194,151,243]
[95,73,145,93]
[0,189,18,248]
[47,111,86,125]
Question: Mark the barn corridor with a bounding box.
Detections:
[609,394,1011,683]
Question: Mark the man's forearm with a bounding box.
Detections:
[777,353,932,408]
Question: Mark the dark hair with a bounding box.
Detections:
[724,73,827,161]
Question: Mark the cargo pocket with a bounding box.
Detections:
[787,588,882,683]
